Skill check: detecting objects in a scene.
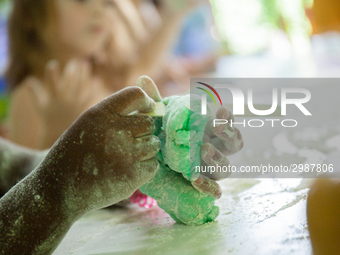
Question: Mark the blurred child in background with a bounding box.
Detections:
[5,0,208,149]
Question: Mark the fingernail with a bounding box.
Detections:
[205,145,215,158]
[194,177,203,185]
[137,76,147,87]
[224,108,230,119]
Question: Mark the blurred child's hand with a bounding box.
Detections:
[200,107,244,180]
[42,86,160,214]
[25,59,109,149]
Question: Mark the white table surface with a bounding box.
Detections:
[53,178,312,255]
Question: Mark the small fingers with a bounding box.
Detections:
[120,114,155,138]
[44,60,60,96]
[200,143,232,180]
[113,0,149,43]
[133,158,160,187]
[204,117,215,137]
[202,133,211,143]
[134,135,161,161]
[25,76,48,109]
[216,106,234,121]
[204,107,233,138]
[206,107,233,138]
[59,59,78,94]
[79,61,93,100]
[211,123,244,155]
[210,107,243,155]
[191,175,222,199]
[68,60,83,98]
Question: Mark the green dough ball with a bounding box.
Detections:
[161,95,211,181]
[140,95,218,226]
[140,161,219,226]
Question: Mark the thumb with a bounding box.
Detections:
[136,76,162,102]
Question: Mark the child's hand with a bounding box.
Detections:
[190,107,244,198]
[26,59,109,149]
[41,86,160,215]
[200,107,244,180]
[136,75,224,199]
[204,106,244,156]
[0,87,160,254]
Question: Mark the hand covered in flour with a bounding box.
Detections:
[137,75,223,199]
[200,107,244,180]
[40,86,161,214]
[0,87,161,254]
[191,104,244,198]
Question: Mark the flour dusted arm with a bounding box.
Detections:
[0,87,161,254]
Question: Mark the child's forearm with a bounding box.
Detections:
[0,138,48,196]
[0,164,77,255]
[0,85,162,254]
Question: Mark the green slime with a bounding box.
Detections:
[140,95,219,226]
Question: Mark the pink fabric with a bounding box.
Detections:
[129,190,157,208]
